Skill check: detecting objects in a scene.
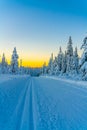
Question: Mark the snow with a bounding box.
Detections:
[0,75,13,83]
[0,74,29,83]
[44,76,87,88]
[0,75,87,129]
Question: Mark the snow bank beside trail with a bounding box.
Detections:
[0,75,12,83]
[0,75,30,83]
[43,76,87,88]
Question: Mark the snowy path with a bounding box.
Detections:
[0,76,87,130]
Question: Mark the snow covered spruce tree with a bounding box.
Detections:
[1,53,8,74]
[19,59,24,74]
[80,36,87,80]
[48,53,54,75]
[52,56,59,75]
[66,36,73,74]
[42,62,47,75]
[57,47,64,74]
[11,47,19,74]
[62,51,67,74]
[72,47,79,74]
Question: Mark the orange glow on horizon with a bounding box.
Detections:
[5,59,48,68]
[22,60,48,68]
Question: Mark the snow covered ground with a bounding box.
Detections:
[0,75,13,83]
[44,75,87,88]
[0,74,29,83]
[0,75,87,130]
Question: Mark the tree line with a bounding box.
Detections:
[42,36,87,80]
[0,47,30,74]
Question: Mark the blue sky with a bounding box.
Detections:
[0,0,87,67]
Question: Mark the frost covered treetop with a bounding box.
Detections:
[2,53,5,63]
[81,37,87,51]
[68,36,72,45]
[12,47,19,59]
[59,46,62,54]
[74,47,78,57]
[67,36,73,56]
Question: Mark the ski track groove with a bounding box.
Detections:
[17,78,31,130]
[16,77,35,130]
[28,79,35,130]
[2,77,30,130]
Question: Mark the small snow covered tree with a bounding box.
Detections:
[62,51,67,73]
[53,56,59,75]
[67,36,73,56]
[1,53,8,74]
[11,47,19,74]
[19,59,24,74]
[42,62,47,75]
[72,47,79,74]
[57,47,63,73]
[66,36,73,74]
[48,53,54,75]
[80,37,87,80]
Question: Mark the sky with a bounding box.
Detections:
[0,0,87,67]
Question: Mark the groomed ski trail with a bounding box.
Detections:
[1,76,87,130]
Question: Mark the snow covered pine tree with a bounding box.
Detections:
[72,47,79,74]
[1,53,8,74]
[11,47,19,74]
[66,36,73,75]
[57,47,64,74]
[48,53,54,75]
[62,51,67,74]
[42,62,47,75]
[80,36,87,80]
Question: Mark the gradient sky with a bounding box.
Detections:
[0,0,87,67]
